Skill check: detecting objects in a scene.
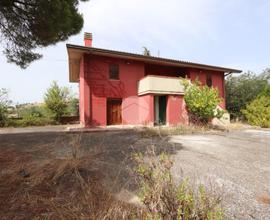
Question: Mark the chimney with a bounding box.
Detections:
[84,32,92,47]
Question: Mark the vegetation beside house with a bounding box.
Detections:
[225,69,270,127]
[182,79,224,124]
[241,88,270,128]
[0,82,79,127]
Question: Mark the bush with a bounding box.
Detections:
[225,72,269,119]
[66,98,79,116]
[182,79,223,124]
[0,88,11,127]
[18,105,49,118]
[6,117,54,127]
[242,96,270,128]
[134,150,223,219]
[44,81,70,122]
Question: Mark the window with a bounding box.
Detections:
[206,73,212,87]
[109,64,119,80]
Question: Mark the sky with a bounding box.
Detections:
[1,0,270,104]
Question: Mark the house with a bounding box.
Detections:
[67,33,241,127]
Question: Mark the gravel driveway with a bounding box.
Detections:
[0,127,269,219]
[170,129,270,220]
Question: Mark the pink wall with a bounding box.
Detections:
[82,55,145,126]
[166,95,189,125]
[79,54,226,127]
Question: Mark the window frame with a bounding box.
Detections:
[109,64,120,80]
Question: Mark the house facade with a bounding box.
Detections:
[67,33,241,127]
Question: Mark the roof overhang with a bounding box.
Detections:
[66,44,242,83]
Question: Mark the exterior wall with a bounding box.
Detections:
[166,95,189,125]
[79,54,226,127]
[82,54,145,126]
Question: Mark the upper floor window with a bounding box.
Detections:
[109,64,119,80]
[206,73,212,87]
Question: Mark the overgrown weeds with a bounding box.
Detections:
[134,147,223,220]
[139,124,211,138]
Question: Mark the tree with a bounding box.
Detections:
[0,88,11,127]
[142,47,151,56]
[182,80,223,124]
[0,0,89,68]
[44,81,70,122]
[242,96,270,128]
[225,71,268,118]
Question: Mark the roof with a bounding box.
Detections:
[66,44,242,82]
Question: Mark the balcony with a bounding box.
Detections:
[138,75,185,96]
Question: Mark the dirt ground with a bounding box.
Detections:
[0,127,269,219]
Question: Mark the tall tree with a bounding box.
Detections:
[44,81,70,122]
[0,0,89,68]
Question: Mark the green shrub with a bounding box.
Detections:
[66,98,79,116]
[18,105,49,118]
[182,79,223,124]
[242,96,270,128]
[7,116,54,127]
[258,85,270,98]
[134,151,223,220]
[44,81,70,122]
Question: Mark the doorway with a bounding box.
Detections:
[107,99,122,125]
[154,95,167,125]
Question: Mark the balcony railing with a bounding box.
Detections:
[138,75,185,96]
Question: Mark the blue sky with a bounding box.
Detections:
[1,0,270,103]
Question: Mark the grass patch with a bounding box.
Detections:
[139,125,212,138]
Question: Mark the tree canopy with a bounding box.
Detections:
[0,0,89,68]
[225,71,269,118]
[44,81,71,122]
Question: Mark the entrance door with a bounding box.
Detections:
[107,99,122,125]
[154,95,167,125]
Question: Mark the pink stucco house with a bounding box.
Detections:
[67,33,241,127]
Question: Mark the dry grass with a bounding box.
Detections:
[0,134,147,219]
[133,147,224,220]
[0,133,224,219]
[138,124,212,138]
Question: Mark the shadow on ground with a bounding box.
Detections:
[0,130,184,218]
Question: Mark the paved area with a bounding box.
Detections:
[170,129,270,220]
[0,128,269,219]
